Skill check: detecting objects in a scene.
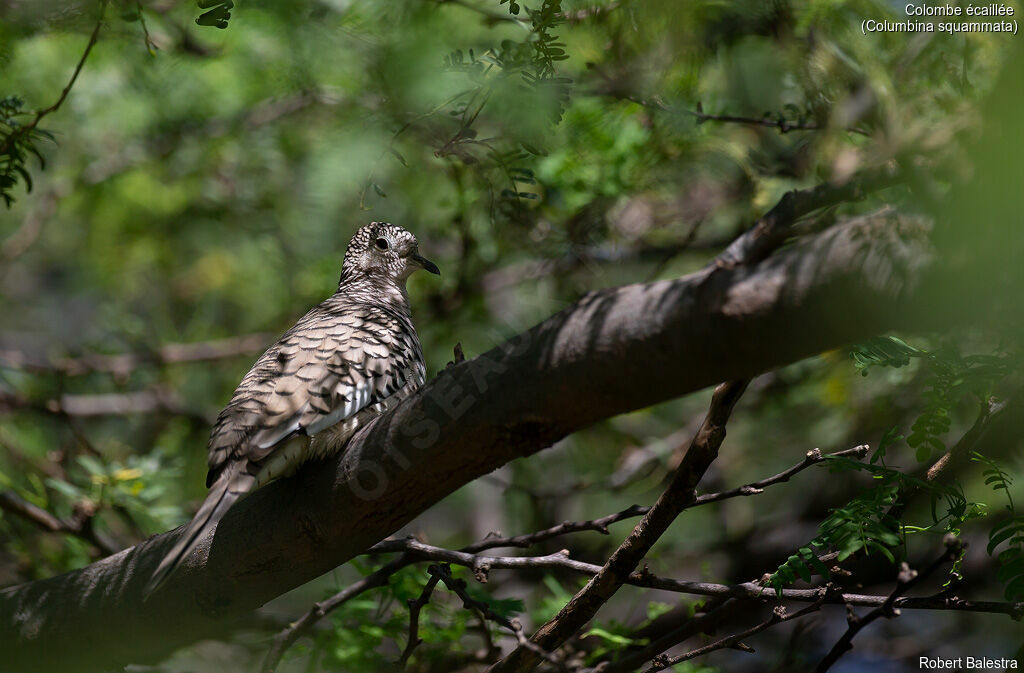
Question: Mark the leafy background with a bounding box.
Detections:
[1,1,1022,671]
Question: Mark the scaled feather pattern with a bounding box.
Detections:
[145,222,439,594]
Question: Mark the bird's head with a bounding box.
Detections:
[341,222,440,287]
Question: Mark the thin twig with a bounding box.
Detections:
[602,92,871,137]
[0,386,207,421]
[396,573,441,667]
[693,445,869,506]
[642,599,827,673]
[137,1,158,55]
[0,490,120,557]
[361,538,1024,619]
[595,599,744,673]
[460,504,650,553]
[926,396,1007,483]
[261,555,413,673]
[0,333,273,377]
[686,105,871,138]
[814,538,965,673]
[429,563,569,671]
[886,396,1008,525]
[0,1,108,157]
[714,169,903,268]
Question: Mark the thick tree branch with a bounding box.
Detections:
[0,195,934,672]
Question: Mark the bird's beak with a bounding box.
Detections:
[411,253,440,275]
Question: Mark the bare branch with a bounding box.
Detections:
[0,386,207,420]
[641,600,827,673]
[261,555,414,673]
[714,169,904,268]
[361,538,1024,619]
[428,563,568,671]
[687,103,871,138]
[0,333,273,377]
[0,491,64,532]
[488,380,750,673]
[814,538,966,673]
[460,504,650,553]
[629,573,1023,619]
[594,599,745,673]
[396,572,441,668]
[926,396,1008,483]
[264,534,1021,673]
[694,445,869,506]
[606,92,871,137]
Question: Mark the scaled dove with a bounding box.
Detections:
[146,222,439,593]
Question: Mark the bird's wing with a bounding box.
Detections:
[205,302,416,486]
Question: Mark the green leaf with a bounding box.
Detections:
[996,556,1024,584]
[1003,574,1024,601]
[44,478,82,500]
[987,522,1019,553]
[582,627,644,648]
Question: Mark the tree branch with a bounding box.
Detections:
[396,571,441,668]
[641,600,827,673]
[429,563,569,670]
[0,386,207,420]
[330,538,1024,619]
[687,103,871,138]
[487,380,751,673]
[262,555,415,673]
[0,333,274,377]
[0,491,120,557]
[0,1,108,158]
[692,445,869,506]
[0,189,933,673]
[814,538,966,672]
[599,94,871,137]
[266,534,1023,672]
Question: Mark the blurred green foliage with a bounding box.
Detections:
[1,0,1023,670]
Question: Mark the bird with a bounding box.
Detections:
[145,222,439,594]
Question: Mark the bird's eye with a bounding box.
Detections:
[375,237,390,251]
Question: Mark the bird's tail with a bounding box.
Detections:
[144,463,255,597]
